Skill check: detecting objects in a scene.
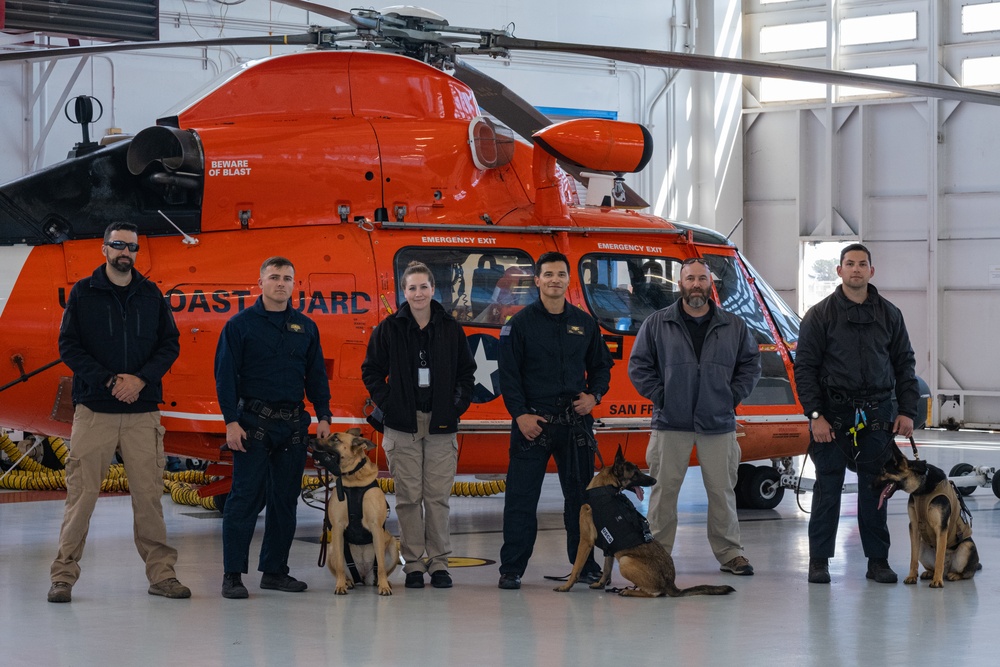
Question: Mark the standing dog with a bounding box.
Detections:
[555,446,735,598]
[311,429,399,595]
[874,446,979,588]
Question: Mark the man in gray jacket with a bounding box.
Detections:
[628,258,761,575]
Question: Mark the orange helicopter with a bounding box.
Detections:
[0,2,983,507]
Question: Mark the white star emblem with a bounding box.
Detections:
[473,337,499,396]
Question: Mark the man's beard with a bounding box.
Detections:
[110,256,133,273]
[680,286,708,309]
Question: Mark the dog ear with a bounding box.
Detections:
[346,427,362,437]
[910,459,928,475]
[614,445,625,465]
[353,436,377,452]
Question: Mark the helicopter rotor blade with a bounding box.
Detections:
[453,58,650,209]
[0,33,322,64]
[270,0,376,28]
[492,35,1000,107]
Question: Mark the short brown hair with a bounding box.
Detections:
[260,256,294,275]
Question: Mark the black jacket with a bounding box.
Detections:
[794,284,918,418]
[361,301,476,434]
[58,265,180,413]
[499,299,613,419]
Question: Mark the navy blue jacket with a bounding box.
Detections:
[628,299,761,434]
[58,265,180,413]
[214,297,332,425]
[361,300,476,434]
[794,284,918,419]
[499,299,613,419]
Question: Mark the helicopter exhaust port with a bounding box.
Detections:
[126,125,204,182]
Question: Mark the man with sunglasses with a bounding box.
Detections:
[629,257,761,577]
[794,243,918,585]
[49,222,188,603]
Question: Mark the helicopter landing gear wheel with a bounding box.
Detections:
[743,466,785,510]
[949,463,977,496]
[992,472,1000,499]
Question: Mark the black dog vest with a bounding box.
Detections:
[587,486,654,556]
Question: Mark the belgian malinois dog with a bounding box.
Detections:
[311,429,399,596]
[554,446,735,597]
[874,446,979,588]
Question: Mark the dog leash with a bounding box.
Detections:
[907,435,919,460]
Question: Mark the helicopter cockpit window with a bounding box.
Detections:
[702,254,796,406]
[578,254,681,334]
[394,247,535,326]
[740,256,801,349]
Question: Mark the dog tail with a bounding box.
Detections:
[673,584,736,597]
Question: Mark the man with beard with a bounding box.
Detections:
[49,222,188,603]
[628,257,761,576]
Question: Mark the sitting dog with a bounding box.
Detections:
[555,446,735,598]
[874,446,979,588]
[311,429,399,595]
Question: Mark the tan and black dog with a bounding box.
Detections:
[311,429,399,596]
[875,446,979,588]
[555,446,735,598]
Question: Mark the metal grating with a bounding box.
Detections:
[3,1,159,42]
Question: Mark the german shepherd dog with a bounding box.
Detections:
[555,446,735,597]
[874,446,979,588]
[311,429,400,596]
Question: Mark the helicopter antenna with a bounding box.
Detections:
[726,217,744,240]
[158,210,199,245]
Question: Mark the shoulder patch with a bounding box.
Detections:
[500,325,511,337]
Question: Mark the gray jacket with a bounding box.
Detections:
[628,300,761,434]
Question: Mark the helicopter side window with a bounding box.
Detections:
[579,254,683,334]
[394,247,534,326]
[740,256,801,350]
[701,254,796,406]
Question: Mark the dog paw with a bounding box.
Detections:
[588,581,605,590]
[919,571,933,580]
[929,580,943,589]
[945,572,963,581]
[334,586,349,595]
[903,576,918,585]
[553,584,571,592]
[378,586,393,596]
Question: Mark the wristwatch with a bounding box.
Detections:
[593,392,603,405]
[809,411,821,420]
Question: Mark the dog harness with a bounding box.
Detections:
[586,486,654,556]
[337,479,392,584]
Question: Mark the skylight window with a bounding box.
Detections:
[962,2,1000,34]
[759,78,827,103]
[837,64,917,99]
[841,12,917,46]
[963,55,1000,86]
[759,21,827,53]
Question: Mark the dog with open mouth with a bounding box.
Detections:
[874,446,979,588]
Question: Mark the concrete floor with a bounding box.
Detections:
[2,430,999,666]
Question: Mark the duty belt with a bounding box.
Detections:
[825,388,892,409]
[240,398,302,421]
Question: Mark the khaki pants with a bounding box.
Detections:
[383,412,457,574]
[645,429,744,565]
[50,405,178,585]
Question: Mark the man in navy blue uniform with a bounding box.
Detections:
[215,256,332,599]
[497,252,613,590]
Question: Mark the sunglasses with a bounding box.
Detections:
[681,257,709,266]
[105,240,140,252]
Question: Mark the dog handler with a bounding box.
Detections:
[628,257,761,577]
[497,251,613,590]
[49,221,189,603]
[361,261,476,589]
[794,243,918,584]
[215,256,332,599]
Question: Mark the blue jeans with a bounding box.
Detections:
[499,423,600,577]
[222,410,309,574]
